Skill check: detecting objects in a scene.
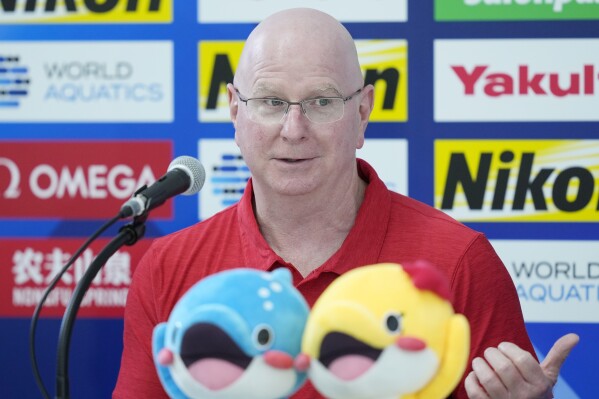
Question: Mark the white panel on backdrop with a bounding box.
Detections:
[198,0,408,23]
[0,42,173,122]
[357,139,408,195]
[435,39,599,121]
[491,240,599,323]
[198,139,408,220]
[198,139,251,221]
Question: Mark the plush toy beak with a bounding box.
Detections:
[395,336,426,351]
[263,350,294,369]
[157,348,174,365]
[294,353,311,372]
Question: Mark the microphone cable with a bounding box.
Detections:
[29,212,124,399]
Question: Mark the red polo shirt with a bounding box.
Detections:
[114,159,533,399]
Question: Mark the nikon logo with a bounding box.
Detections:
[198,40,408,122]
[0,0,171,23]
[435,140,599,222]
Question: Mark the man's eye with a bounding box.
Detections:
[264,99,285,107]
[316,98,332,107]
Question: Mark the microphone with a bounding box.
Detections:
[120,155,206,218]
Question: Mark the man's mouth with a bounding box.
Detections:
[276,157,315,164]
[279,157,303,162]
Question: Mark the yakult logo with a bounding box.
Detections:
[0,140,173,218]
[452,64,597,97]
[435,39,599,121]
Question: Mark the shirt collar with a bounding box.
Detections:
[237,178,281,270]
[237,158,391,276]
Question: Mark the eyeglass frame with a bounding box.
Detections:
[233,87,363,124]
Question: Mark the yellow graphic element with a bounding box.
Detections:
[198,40,408,122]
[356,40,408,122]
[0,0,171,23]
[435,140,599,222]
[198,41,244,122]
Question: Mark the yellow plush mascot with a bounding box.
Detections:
[296,262,470,399]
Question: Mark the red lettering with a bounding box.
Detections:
[584,65,595,95]
[451,64,599,98]
[451,65,488,95]
[549,73,580,97]
[519,66,546,95]
[484,73,513,97]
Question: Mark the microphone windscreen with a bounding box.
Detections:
[168,156,206,195]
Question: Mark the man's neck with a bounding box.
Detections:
[253,174,367,277]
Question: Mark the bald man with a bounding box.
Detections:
[114,8,577,399]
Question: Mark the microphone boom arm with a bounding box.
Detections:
[55,214,147,399]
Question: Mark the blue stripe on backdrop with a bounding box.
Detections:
[0,318,124,399]
[528,323,596,399]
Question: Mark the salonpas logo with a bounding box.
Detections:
[0,0,172,23]
[435,0,599,20]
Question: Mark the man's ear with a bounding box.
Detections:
[356,84,374,149]
[227,83,238,129]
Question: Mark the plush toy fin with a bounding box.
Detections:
[152,322,190,399]
[415,314,470,399]
[272,267,293,283]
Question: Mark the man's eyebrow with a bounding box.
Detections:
[251,84,281,96]
[311,86,343,97]
[249,84,343,98]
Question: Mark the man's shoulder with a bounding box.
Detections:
[388,191,480,239]
[382,191,495,278]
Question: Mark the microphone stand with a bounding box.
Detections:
[55,213,148,399]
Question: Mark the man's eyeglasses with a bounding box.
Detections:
[234,88,362,124]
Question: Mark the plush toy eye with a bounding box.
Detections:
[252,324,274,349]
[384,312,403,334]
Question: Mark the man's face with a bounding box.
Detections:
[228,29,372,198]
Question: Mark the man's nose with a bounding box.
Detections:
[280,103,309,140]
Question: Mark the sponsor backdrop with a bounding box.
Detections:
[0,1,597,398]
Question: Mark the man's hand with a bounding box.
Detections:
[464,333,579,399]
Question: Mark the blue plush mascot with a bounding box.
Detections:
[152,268,309,399]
